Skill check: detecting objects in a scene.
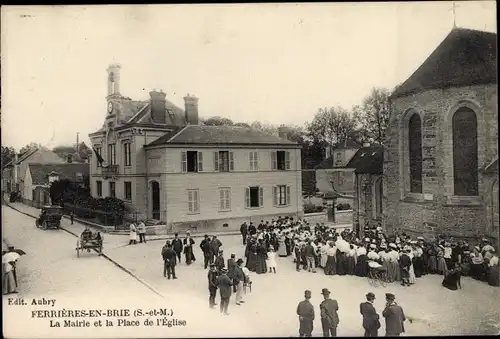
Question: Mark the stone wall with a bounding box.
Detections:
[385,84,498,241]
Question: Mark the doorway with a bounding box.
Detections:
[151,181,160,220]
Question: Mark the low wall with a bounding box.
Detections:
[303,210,353,225]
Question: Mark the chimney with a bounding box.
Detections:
[150,90,167,124]
[67,154,73,163]
[184,94,199,125]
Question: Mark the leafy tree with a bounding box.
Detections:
[1,146,15,168]
[306,106,357,156]
[234,122,251,128]
[355,87,391,144]
[203,116,234,126]
[250,121,278,135]
[19,142,42,155]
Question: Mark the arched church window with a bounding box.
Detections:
[408,113,422,193]
[452,107,478,196]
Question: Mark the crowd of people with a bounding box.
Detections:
[238,216,500,289]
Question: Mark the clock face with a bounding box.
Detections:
[108,102,113,113]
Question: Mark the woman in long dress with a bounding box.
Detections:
[255,240,267,274]
[487,252,499,287]
[129,223,137,245]
[408,247,416,284]
[246,238,257,272]
[277,235,287,257]
[346,244,356,275]
[267,246,277,273]
[320,241,328,268]
[324,242,337,275]
[437,246,448,275]
[470,246,485,281]
[427,245,438,274]
[386,244,399,283]
[354,244,368,277]
[2,259,17,295]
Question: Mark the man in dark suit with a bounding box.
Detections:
[319,288,339,337]
[297,290,315,337]
[200,235,212,269]
[183,232,195,265]
[227,254,237,281]
[360,292,380,337]
[216,268,232,315]
[172,233,183,264]
[240,222,248,245]
[161,241,177,279]
[248,222,257,235]
[207,263,218,308]
[382,293,406,337]
[210,235,223,264]
[215,250,225,271]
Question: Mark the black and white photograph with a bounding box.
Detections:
[1,2,498,337]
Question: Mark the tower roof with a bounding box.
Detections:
[390,28,497,99]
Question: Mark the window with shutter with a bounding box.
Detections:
[249,152,254,170]
[225,189,230,210]
[273,186,278,206]
[254,151,259,170]
[245,188,250,208]
[229,152,234,171]
[220,189,225,210]
[181,152,187,173]
[214,152,219,172]
[285,151,291,170]
[286,185,291,205]
[259,187,264,207]
[193,190,199,212]
[198,152,203,172]
[271,151,277,170]
[188,190,193,212]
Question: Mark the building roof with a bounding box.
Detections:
[390,28,497,99]
[126,99,186,125]
[314,140,362,170]
[3,148,39,167]
[28,163,89,185]
[146,125,298,147]
[344,145,384,174]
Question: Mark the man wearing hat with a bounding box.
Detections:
[382,293,406,337]
[319,288,339,337]
[207,263,218,309]
[215,249,225,272]
[172,233,183,264]
[161,241,177,280]
[183,231,196,265]
[216,268,232,315]
[233,259,246,305]
[360,292,380,337]
[296,290,315,337]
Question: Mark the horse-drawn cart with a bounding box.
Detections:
[76,230,103,257]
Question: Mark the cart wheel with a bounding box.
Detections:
[42,221,47,230]
[76,240,80,258]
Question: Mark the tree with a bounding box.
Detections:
[19,142,42,155]
[306,106,357,156]
[251,121,278,136]
[1,146,15,168]
[356,87,391,144]
[234,122,251,128]
[203,116,234,126]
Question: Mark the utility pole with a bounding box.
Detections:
[76,132,80,155]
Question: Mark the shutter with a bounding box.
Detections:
[181,151,187,173]
[194,190,199,212]
[285,151,291,170]
[286,185,291,205]
[220,189,225,210]
[214,152,219,172]
[197,152,203,172]
[229,152,234,171]
[271,151,277,170]
[249,152,254,170]
[245,188,250,208]
[273,186,278,206]
[225,189,230,210]
[259,187,264,207]
[188,190,193,212]
[254,152,259,170]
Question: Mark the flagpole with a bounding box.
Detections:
[452,2,457,29]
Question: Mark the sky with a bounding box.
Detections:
[1,2,496,151]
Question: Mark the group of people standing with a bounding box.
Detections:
[296,288,406,337]
[128,220,147,245]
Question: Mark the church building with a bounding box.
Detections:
[89,64,303,234]
[383,28,498,243]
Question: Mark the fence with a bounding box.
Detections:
[62,203,125,228]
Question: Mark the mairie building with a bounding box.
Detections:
[89,64,303,233]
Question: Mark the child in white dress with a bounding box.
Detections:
[267,246,277,273]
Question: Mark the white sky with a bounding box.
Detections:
[1,2,496,150]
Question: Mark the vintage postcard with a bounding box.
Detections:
[1,2,498,338]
